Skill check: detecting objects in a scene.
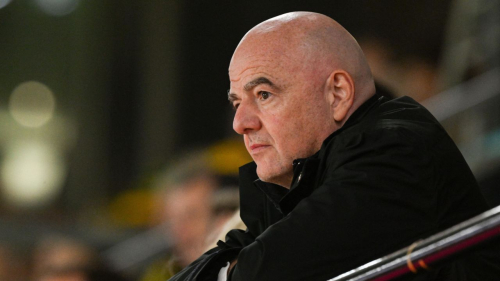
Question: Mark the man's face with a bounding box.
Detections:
[229,41,336,187]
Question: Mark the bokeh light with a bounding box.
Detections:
[0,141,66,208]
[0,0,12,9]
[9,81,56,128]
[34,0,79,16]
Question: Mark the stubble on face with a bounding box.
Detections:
[232,42,312,185]
[230,45,334,187]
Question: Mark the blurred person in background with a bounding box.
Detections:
[141,139,249,281]
[161,162,217,269]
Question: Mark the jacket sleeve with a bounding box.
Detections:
[168,229,255,281]
[227,126,489,281]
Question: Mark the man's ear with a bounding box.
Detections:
[325,70,354,122]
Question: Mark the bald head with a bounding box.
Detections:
[230,12,375,106]
[229,12,376,187]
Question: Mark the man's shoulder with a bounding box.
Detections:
[330,96,445,147]
[370,96,442,131]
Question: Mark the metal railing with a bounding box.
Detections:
[329,205,500,281]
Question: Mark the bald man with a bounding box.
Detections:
[169,12,497,281]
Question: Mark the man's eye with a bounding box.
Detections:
[259,91,271,100]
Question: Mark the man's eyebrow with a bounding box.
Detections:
[243,77,277,91]
[228,76,279,103]
[228,90,238,103]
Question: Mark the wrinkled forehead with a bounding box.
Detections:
[229,51,287,81]
[229,33,306,82]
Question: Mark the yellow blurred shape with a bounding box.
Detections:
[206,138,251,176]
[108,188,156,228]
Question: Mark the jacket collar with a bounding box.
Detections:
[320,93,384,147]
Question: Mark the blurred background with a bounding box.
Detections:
[0,0,499,280]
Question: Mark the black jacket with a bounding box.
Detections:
[169,95,498,281]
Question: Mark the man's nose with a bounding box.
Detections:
[233,102,261,135]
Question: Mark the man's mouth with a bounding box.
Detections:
[249,144,270,153]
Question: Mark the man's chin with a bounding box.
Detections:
[256,166,292,188]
